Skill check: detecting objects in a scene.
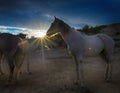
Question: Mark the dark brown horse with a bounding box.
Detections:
[0,33,43,80]
[0,33,25,82]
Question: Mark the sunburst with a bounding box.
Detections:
[35,31,46,38]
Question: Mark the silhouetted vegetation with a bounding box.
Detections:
[77,24,107,34]
[16,33,27,39]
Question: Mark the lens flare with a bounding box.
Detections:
[35,32,46,38]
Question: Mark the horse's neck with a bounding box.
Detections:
[60,28,77,44]
[61,28,77,37]
[60,25,72,36]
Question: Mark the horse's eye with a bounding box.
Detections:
[51,22,54,25]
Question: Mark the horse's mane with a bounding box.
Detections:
[57,19,87,36]
[56,18,71,35]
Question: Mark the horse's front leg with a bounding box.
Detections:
[14,51,25,83]
[0,54,4,75]
[73,55,85,88]
[26,54,32,74]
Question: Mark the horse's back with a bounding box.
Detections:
[97,33,115,47]
[0,33,20,53]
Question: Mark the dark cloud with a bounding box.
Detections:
[0,0,120,29]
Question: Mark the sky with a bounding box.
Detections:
[0,0,120,37]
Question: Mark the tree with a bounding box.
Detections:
[81,24,91,34]
[82,25,89,31]
[78,24,107,34]
[17,33,27,39]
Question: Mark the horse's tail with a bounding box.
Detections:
[97,33,115,62]
[97,33,115,48]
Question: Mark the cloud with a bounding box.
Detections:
[0,25,28,34]
[44,14,53,19]
[0,25,47,38]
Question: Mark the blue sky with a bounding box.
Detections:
[0,0,120,37]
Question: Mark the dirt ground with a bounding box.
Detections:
[0,47,120,93]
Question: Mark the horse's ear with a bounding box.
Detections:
[54,16,57,20]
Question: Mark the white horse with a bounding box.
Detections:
[47,17,115,88]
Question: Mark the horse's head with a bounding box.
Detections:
[47,16,71,36]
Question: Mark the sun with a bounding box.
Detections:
[28,29,47,38]
[35,32,46,38]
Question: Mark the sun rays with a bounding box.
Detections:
[26,32,58,68]
[24,30,61,69]
[34,31,46,38]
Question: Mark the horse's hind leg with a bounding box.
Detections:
[6,56,15,82]
[100,45,114,82]
[98,34,115,82]
[14,50,25,82]
[105,53,114,82]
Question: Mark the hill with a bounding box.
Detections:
[100,23,120,47]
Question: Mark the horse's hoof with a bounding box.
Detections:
[73,82,79,86]
[7,80,11,83]
[63,84,69,90]
[80,86,93,93]
[4,83,10,87]
[20,72,22,74]
[5,81,15,86]
[105,77,112,83]
[105,79,111,83]
[0,73,4,75]
[71,82,79,91]
[28,72,32,75]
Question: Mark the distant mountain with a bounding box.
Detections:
[77,24,107,34]
[100,23,120,37]
[77,23,120,35]
[100,23,120,47]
